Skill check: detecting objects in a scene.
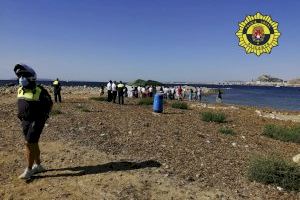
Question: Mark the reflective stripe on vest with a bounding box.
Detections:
[53,80,59,85]
[17,87,42,101]
[117,84,124,88]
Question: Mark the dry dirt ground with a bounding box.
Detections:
[0,88,299,200]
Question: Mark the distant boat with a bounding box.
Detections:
[275,85,281,88]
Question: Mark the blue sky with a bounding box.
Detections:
[0,0,299,82]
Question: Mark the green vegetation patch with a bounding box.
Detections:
[75,104,84,109]
[89,96,107,102]
[129,79,162,87]
[201,112,226,123]
[248,155,300,191]
[81,108,91,112]
[138,98,153,105]
[50,109,63,116]
[263,124,300,144]
[219,127,235,135]
[171,102,188,110]
[75,104,91,112]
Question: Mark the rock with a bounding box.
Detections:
[292,154,300,164]
[231,142,237,147]
[255,110,262,116]
[79,127,85,131]
[215,193,225,199]
[186,176,195,182]
[269,114,275,119]
[276,186,283,191]
[229,106,239,110]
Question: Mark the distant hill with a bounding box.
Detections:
[256,74,283,82]
[288,78,300,85]
[129,79,162,86]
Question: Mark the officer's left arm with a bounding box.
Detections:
[39,87,53,118]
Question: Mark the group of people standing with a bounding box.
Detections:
[106,80,127,104]
[158,86,203,101]
[13,63,224,180]
[104,81,223,104]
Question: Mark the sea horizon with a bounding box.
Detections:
[2,79,300,111]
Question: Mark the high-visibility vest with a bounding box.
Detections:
[17,87,42,101]
[117,84,124,88]
[53,80,59,85]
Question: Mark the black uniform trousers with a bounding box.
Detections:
[54,90,62,103]
[112,91,117,103]
[107,90,112,102]
[118,92,124,104]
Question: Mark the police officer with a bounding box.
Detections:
[117,81,125,104]
[14,64,53,179]
[52,78,62,103]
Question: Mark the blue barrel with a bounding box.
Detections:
[153,93,163,113]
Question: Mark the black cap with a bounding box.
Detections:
[14,63,37,80]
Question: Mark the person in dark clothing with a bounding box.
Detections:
[134,87,138,98]
[218,89,222,99]
[117,81,125,104]
[152,86,157,96]
[52,78,62,103]
[14,63,53,179]
[159,86,163,93]
[216,89,223,103]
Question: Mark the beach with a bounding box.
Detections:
[0,86,299,199]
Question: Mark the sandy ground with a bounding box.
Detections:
[0,87,299,200]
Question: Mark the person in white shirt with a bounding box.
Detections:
[141,87,146,98]
[107,80,112,102]
[163,87,168,99]
[149,86,153,97]
[198,87,202,101]
[137,86,142,98]
[112,81,117,103]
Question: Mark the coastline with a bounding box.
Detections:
[1,86,299,199]
[2,85,300,112]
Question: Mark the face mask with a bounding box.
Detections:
[19,77,29,87]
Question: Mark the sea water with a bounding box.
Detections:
[1,80,300,111]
